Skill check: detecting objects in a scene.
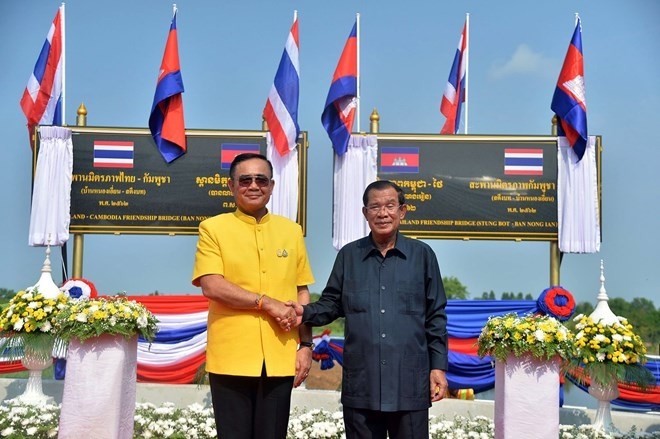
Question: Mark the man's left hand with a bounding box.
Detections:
[430,369,448,402]
[294,345,313,388]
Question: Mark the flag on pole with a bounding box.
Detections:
[551,17,587,161]
[322,21,358,156]
[263,15,300,157]
[149,9,186,163]
[440,19,468,134]
[20,5,64,148]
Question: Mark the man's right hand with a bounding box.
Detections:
[262,296,297,331]
[285,301,304,328]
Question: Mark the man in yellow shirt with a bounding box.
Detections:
[192,153,315,439]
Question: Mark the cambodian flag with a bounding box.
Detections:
[263,15,300,157]
[380,147,420,173]
[551,18,587,161]
[149,9,186,164]
[321,21,358,156]
[440,19,468,135]
[20,5,64,147]
[220,144,260,170]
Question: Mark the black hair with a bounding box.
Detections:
[362,180,406,206]
[229,153,273,179]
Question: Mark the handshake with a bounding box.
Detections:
[267,299,304,332]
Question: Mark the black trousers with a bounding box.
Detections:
[209,364,294,439]
[343,406,429,439]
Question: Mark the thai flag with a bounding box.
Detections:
[440,19,468,135]
[149,9,187,164]
[220,144,261,170]
[380,147,420,173]
[93,141,135,168]
[321,21,358,156]
[551,18,587,161]
[504,149,543,175]
[20,5,64,147]
[263,15,300,157]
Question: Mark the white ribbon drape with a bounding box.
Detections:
[28,126,73,246]
[266,133,299,221]
[332,134,378,250]
[557,136,600,253]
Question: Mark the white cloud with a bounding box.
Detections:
[489,44,555,79]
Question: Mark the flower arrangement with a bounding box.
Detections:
[569,314,654,388]
[477,313,575,362]
[287,408,345,439]
[0,289,69,360]
[53,296,158,343]
[1,400,657,439]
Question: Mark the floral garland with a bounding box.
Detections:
[0,289,69,360]
[477,312,575,362]
[537,285,575,321]
[53,295,159,343]
[569,313,654,388]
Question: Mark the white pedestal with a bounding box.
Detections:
[58,334,138,439]
[494,355,560,439]
[589,381,620,434]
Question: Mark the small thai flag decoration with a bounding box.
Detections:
[93,141,135,169]
[504,149,543,176]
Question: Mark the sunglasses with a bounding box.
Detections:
[237,174,271,188]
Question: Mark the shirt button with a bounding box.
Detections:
[381,333,386,338]
[381,360,386,365]
[381,286,386,290]
[380,309,385,314]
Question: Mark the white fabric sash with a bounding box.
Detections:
[266,133,299,221]
[28,126,73,246]
[332,134,378,250]
[557,136,600,253]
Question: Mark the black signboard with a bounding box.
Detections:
[375,134,601,241]
[42,127,308,235]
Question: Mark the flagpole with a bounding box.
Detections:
[61,3,66,126]
[173,3,177,17]
[464,13,469,134]
[356,12,361,132]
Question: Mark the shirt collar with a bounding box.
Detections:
[233,209,271,225]
[360,231,408,260]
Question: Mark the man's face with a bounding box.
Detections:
[362,187,406,240]
[229,158,274,217]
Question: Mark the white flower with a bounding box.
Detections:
[75,312,88,323]
[27,301,40,309]
[534,329,545,342]
[596,352,606,362]
[594,334,606,342]
[40,321,52,332]
[612,334,623,342]
[1,426,15,436]
[13,319,24,331]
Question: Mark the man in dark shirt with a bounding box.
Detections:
[289,180,448,439]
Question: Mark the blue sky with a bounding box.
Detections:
[1,1,659,307]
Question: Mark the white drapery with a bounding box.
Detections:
[28,126,73,246]
[266,133,299,222]
[557,136,600,253]
[332,134,378,250]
